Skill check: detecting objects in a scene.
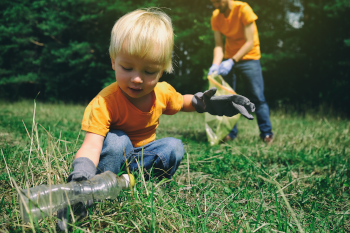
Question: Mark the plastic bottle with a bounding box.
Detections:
[18,171,135,222]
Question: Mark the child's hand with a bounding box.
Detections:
[191,87,255,120]
[57,157,96,231]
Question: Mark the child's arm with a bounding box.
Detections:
[75,132,105,166]
[180,89,255,119]
[190,88,255,119]
[181,94,196,112]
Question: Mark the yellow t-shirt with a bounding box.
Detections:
[81,82,184,147]
[211,1,261,60]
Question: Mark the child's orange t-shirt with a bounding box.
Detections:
[81,82,184,147]
[211,1,260,60]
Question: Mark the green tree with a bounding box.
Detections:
[0,0,135,101]
[297,0,350,109]
[1,0,349,114]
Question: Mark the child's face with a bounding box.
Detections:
[111,52,164,101]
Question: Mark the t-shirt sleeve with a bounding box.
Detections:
[240,4,258,25]
[162,83,184,115]
[81,95,112,137]
[211,15,219,31]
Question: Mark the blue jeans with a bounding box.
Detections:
[96,130,184,179]
[222,59,273,139]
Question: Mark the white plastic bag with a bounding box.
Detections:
[205,73,240,145]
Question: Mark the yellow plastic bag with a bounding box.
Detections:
[205,73,240,145]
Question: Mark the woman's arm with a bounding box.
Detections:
[75,132,105,166]
[232,22,255,62]
[213,30,224,65]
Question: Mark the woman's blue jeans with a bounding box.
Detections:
[96,130,184,179]
[222,59,273,139]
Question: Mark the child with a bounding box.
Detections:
[57,8,255,231]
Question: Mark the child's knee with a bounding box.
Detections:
[102,130,132,154]
[169,138,184,163]
[176,140,185,161]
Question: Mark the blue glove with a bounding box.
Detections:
[208,64,219,75]
[191,87,255,120]
[218,59,235,76]
[57,157,96,231]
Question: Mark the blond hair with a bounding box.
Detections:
[109,8,174,73]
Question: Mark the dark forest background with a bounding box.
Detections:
[1,0,349,113]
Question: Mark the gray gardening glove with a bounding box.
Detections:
[191,87,255,120]
[218,58,235,76]
[57,157,96,232]
[208,64,219,75]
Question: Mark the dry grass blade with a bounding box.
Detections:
[187,152,190,187]
[130,220,141,233]
[258,175,304,233]
[134,158,149,197]
[1,149,13,188]
[252,223,269,232]
[123,148,134,199]
[276,172,314,194]
[9,176,36,233]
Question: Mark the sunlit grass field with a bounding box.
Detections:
[0,100,349,232]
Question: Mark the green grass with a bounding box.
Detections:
[0,100,349,232]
